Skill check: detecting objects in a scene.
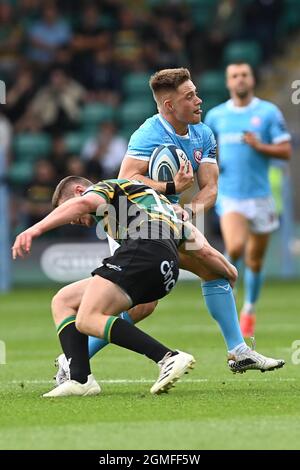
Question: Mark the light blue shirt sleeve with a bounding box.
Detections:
[126,118,171,161]
[126,126,155,161]
[201,125,217,164]
[267,105,291,144]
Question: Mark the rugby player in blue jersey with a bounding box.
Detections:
[81,67,284,374]
[205,63,292,337]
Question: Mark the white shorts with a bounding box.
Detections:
[216,195,279,234]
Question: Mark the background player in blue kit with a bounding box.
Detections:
[204,62,292,337]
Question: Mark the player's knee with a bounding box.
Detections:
[51,291,67,322]
[129,301,158,323]
[227,244,244,261]
[75,316,87,335]
[246,258,262,272]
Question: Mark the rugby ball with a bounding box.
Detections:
[149,145,189,181]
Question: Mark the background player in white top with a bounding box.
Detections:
[205,62,292,337]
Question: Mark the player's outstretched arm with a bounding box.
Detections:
[181,221,238,287]
[12,193,105,259]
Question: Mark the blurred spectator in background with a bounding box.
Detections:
[23,159,58,226]
[18,0,41,28]
[205,0,243,69]
[0,1,24,79]
[54,44,73,69]
[5,65,37,123]
[152,13,189,69]
[19,66,86,133]
[82,46,122,106]
[114,7,143,71]
[72,3,111,80]
[27,2,72,65]
[64,155,87,178]
[81,121,127,179]
[51,134,69,174]
[141,4,191,71]
[243,0,283,61]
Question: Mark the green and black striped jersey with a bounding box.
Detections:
[83,179,184,244]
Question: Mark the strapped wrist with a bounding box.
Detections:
[165,181,176,195]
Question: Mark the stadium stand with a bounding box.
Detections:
[0,0,298,243]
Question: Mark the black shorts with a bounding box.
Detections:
[92,238,179,306]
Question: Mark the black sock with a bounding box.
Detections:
[57,317,91,384]
[107,317,177,363]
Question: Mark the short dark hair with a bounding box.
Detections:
[52,175,92,208]
[226,62,254,75]
[149,68,191,97]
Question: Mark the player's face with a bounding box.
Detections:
[171,80,202,125]
[226,64,255,98]
[58,191,95,228]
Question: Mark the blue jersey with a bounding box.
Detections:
[204,97,291,199]
[126,114,217,202]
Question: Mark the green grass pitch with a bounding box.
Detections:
[0,281,300,450]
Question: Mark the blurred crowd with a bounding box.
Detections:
[0,0,288,236]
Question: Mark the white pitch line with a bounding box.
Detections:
[3,377,298,385]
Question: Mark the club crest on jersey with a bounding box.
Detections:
[251,116,262,127]
[194,149,202,164]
